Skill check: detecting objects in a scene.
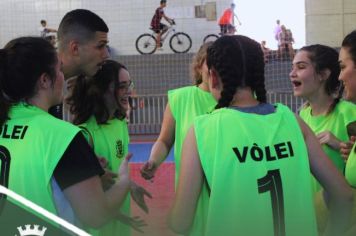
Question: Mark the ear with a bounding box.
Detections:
[320,68,331,82]
[68,40,80,56]
[38,73,52,90]
[210,69,220,89]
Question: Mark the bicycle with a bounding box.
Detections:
[135,20,192,55]
[203,24,237,43]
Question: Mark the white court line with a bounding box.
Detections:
[0,185,90,236]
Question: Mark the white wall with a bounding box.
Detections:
[306,0,356,47]
[0,0,231,55]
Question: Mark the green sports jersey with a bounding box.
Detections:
[300,100,356,192]
[168,86,216,236]
[346,143,356,187]
[168,86,216,182]
[194,104,317,236]
[80,116,130,236]
[0,103,80,216]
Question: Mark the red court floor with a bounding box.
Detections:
[130,163,177,236]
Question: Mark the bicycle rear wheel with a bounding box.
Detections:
[203,34,219,43]
[135,34,157,55]
[169,32,192,53]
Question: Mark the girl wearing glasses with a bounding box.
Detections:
[68,60,151,236]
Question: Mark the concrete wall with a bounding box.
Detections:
[0,0,231,55]
[306,0,356,46]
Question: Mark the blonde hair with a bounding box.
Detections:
[191,41,213,85]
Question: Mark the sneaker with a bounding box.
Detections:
[157,47,163,51]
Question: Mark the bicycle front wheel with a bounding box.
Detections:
[203,34,219,43]
[135,34,157,55]
[169,32,192,53]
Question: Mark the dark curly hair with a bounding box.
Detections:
[206,35,266,109]
[68,60,128,125]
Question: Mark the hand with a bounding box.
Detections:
[100,169,118,191]
[340,136,356,161]
[116,212,147,233]
[97,156,108,168]
[316,131,341,150]
[140,160,158,180]
[118,153,133,181]
[130,181,152,213]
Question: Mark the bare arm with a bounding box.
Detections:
[45,27,57,33]
[141,104,175,180]
[234,13,241,25]
[168,126,203,234]
[316,131,342,150]
[63,154,132,228]
[163,14,173,24]
[297,116,353,236]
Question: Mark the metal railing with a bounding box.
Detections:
[128,92,304,135]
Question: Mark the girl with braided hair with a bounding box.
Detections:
[168,35,353,236]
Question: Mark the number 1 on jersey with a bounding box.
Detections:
[257,169,285,236]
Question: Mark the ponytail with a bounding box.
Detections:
[326,85,343,115]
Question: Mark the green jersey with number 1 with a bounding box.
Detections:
[194,104,317,236]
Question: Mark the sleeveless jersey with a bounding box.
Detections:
[80,116,130,236]
[300,100,356,192]
[345,144,356,236]
[194,104,317,236]
[168,86,216,236]
[346,144,356,187]
[168,86,216,182]
[0,103,79,216]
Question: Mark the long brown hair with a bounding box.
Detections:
[68,60,128,125]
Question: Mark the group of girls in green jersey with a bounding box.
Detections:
[340,30,356,235]
[0,37,141,231]
[3,27,356,236]
[290,42,356,234]
[166,35,352,236]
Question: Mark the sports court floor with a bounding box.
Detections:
[129,141,176,236]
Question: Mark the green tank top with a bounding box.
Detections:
[194,104,317,236]
[168,86,216,182]
[346,144,356,187]
[300,100,356,192]
[168,86,216,236]
[79,116,131,236]
[0,103,79,215]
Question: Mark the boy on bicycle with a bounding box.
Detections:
[150,0,174,49]
[218,3,241,35]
